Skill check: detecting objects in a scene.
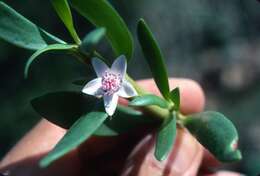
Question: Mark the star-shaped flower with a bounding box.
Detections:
[82,55,138,116]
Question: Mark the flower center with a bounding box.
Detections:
[101,71,122,95]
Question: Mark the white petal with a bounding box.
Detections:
[117,80,138,98]
[82,78,103,97]
[92,58,109,77]
[103,94,118,116]
[111,55,127,77]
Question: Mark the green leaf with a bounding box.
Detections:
[137,19,170,99]
[0,2,65,50]
[72,79,88,86]
[155,112,177,161]
[169,87,180,110]
[24,44,76,78]
[31,91,100,129]
[51,0,81,44]
[40,111,108,167]
[129,94,169,109]
[70,0,133,60]
[80,27,106,54]
[184,111,242,162]
[94,105,157,136]
[40,29,66,44]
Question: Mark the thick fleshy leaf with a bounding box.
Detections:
[137,19,170,99]
[117,80,138,98]
[24,44,76,78]
[80,28,106,54]
[94,105,157,136]
[184,111,242,162]
[51,0,80,44]
[129,94,169,109]
[40,111,108,167]
[31,91,101,129]
[0,2,65,50]
[169,87,180,110]
[70,0,133,60]
[155,112,177,161]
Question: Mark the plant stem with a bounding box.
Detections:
[76,48,185,121]
[126,75,170,120]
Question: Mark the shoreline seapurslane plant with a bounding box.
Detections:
[0,0,242,169]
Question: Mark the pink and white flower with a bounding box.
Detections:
[82,55,138,116]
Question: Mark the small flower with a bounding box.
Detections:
[82,55,138,116]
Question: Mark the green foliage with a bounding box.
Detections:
[31,92,155,136]
[137,19,170,99]
[129,94,169,109]
[95,105,156,136]
[40,111,108,167]
[72,79,89,86]
[51,0,81,44]
[80,27,106,54]
[24,44,76,78]
[70,0,133,60]
[184,111,242,162]
[31,91,100,129]
[0,2,65,50]
[155,112,177,161]
[169,88,180,110]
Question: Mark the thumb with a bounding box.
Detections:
[121,128,203,176]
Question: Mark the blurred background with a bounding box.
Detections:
[0,0,260,175]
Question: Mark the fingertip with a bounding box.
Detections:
[121,129,204,176]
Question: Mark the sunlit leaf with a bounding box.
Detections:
[184,111,242,162]
[137,19,170,99]
[169,87,180,110]
[129,94,169,109]
[51,0,81,44]
[70,0,133,60]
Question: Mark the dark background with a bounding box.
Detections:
[0,0,260,175]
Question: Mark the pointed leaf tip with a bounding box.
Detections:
[169,87,180,110]
[51,0,81,44]
[137,19,170,99]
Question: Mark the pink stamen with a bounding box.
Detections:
[101,71,122,95]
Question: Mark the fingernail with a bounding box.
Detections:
[121,129,202,176]
[169,129,201,175]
